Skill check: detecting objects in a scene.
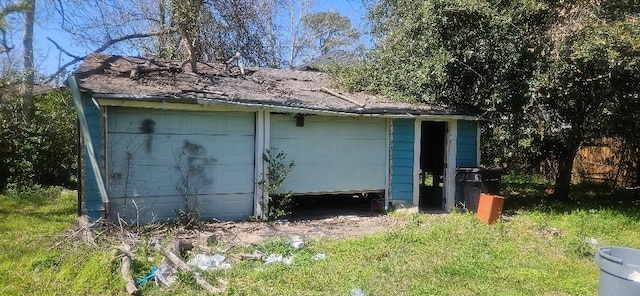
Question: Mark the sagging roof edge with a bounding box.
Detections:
[91,93,480,121]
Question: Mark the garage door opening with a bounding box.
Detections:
[286,193,385,221]
[419,121,447,209]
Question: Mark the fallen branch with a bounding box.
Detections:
[320,87,364,107]
[117,243,140,296]
[225,51,244,76]
[154,242,227,294]
[78,215,97,246]
[45,28,176,83]
[116,242,136,260]
[55,215,99,248]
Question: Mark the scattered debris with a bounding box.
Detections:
[187,254,230,271]
[289,235,304,249]
[370,197,384,212]
[585,237,600,246]
[155,242,227,293]
[629,271,640,282]
[534,227,563,238]
[263,254,293,265]
[136,267,157,286]
[238,250,264,261]
[155,263,177,287]
[312,253,327,261]
[351,288,365,296]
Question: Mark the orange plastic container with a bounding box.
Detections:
[477,193,504,224]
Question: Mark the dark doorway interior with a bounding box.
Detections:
[288,193,384,221]
[419,121,446,209]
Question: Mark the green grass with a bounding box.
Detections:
[2,178,640,295]
[0,186,122,295]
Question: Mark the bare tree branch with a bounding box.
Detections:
[0,28,13,54]
[46,37,82,59]
[45,28,176,83]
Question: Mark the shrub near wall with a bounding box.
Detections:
[0,88,77,189]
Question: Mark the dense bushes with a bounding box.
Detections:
[0,88,77,190]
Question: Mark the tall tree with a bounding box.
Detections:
[342,0,640,200]
[534,1,640,198]
[172,0,203,72]
[0,0,35,123]
[302,11,360,57]
[282,0,314,68]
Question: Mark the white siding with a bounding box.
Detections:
[106,108,255,223]
[270,114,387,194]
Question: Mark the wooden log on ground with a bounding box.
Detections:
[78,215,97,246]
[154,242,226,294]
[116,242,136,260]
[118,243,140,296]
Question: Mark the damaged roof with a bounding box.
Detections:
[73,53,472,117]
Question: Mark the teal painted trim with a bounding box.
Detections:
[455,120,479,203]
[391,118,415,203]
[80,93,104,220]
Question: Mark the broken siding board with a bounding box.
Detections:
[270,114,387,194]
[391,118,415,203]
[83,94,103,219]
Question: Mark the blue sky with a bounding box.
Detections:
[29,0,369,80]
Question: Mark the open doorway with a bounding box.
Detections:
[419,121,446,209]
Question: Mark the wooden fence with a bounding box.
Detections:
[573,138,639,187]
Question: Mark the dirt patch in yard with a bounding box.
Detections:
[121,213,411,253]
[199,214,407,249]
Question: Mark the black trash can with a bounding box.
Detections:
[456,167,482,212]
[595,246,640,296]
[481,168,503,195]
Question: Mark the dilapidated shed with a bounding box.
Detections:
[71,53,480,224]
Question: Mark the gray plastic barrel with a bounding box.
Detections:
[456,167,482,212]
[595,246,640,295]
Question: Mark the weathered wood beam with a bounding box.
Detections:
[320,87,364,107]
[117,243,140,296]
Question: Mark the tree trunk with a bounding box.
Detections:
[19,0,35,123]
[553,141,581,201]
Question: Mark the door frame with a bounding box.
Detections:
[413,119,457,210]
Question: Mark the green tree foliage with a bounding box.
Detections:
[0,88,77,189]
[533,1,640,198]
[338,0,640,199]
[302,11,360,56]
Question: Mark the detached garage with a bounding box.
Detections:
[72,54,479,224]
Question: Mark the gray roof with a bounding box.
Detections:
[73,53,473,117]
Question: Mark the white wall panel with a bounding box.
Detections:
[270,114,387,194]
